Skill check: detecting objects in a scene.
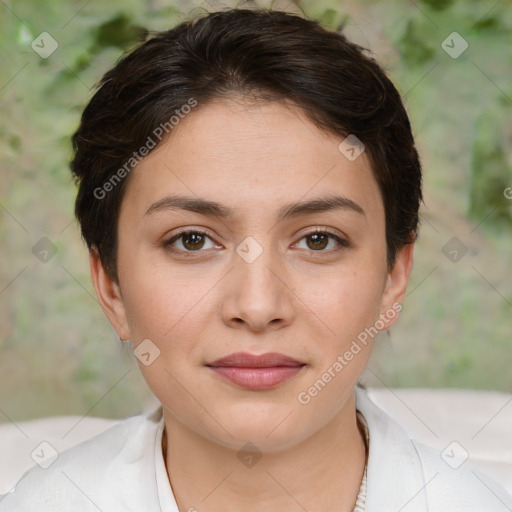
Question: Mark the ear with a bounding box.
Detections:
[379,242,415,329]
[89,249,131,341]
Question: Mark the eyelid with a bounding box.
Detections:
[299,225,348,240]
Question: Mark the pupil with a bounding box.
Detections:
[308,233,327,250]
[184,233,204,250]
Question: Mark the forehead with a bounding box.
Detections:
[120,98,384,225]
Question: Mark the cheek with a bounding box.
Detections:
[305,265,386,346]
[119,269,212,408]
[117,258,220,390]
[118,251,216,341]
[293,271,383,411]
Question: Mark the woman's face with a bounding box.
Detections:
[92,98,413,452]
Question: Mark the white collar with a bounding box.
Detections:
[355,386,428,511]
[154,415,180,511]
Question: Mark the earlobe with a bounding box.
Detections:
[89,249,131,341]
[380,243,415,326]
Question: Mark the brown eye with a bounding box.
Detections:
[164,230,218,252]
[294,229,349,252]
[306,233,329,250]
[182,232,206,250]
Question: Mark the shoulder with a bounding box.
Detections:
[355,386,512,511]
[412,439,512,510]
[0,408,163,512]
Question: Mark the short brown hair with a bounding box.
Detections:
[71,8,422,280]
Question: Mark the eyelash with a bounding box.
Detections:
[163,227,350,255]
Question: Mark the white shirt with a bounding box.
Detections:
[1,386,511,511]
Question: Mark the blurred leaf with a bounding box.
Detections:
[61,13,147,77]
[419,0,457,11]
[468,112,512,225]
[8,134,22,151]
[396,19,435,66]
[318,8,349,32]
[91,13,147,53]
[73,54,93,75]
[472,16,501,32]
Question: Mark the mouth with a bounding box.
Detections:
[205,352,306,390]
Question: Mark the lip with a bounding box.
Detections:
[206,352,306,390]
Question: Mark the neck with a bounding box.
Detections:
[162,390,367,512]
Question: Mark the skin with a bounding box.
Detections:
[90,97,414,511]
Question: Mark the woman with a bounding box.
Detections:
[1,8,511,511]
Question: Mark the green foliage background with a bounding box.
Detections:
[1,0,511,421]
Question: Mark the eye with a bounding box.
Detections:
[294,228,349,252]
[164,229,220,252]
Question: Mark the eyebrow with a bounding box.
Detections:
[144,194,365,221]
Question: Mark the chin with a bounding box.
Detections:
[202,405,312,452]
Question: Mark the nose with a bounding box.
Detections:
[220,241,295,333]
